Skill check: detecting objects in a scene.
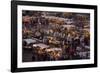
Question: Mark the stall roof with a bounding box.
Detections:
[23,39,36,44]
[62,25,75,29]
[33,43,49,48]
[46,48,62,52]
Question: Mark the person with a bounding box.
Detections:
[32,47,38,61]
[66,45,75,59]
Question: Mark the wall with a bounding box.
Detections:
[0,0,99,73]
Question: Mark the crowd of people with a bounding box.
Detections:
[22,11,90,62]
